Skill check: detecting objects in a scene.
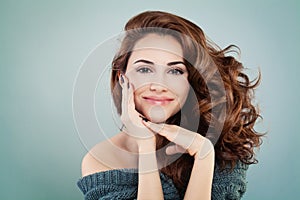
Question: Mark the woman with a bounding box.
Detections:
[77,11,262,200]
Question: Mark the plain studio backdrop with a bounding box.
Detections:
[0,0,299,199]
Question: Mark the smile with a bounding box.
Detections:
[142,96,174,105]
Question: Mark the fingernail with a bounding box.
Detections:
[120,74,124,84]
[142,118,149,122]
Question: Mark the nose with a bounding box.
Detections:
[149,82,168,92]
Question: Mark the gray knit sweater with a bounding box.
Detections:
[77,161,248,200]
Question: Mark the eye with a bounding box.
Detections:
[136,66,153,74]
[168,68,185,75]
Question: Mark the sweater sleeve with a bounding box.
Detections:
[212,161,249,200]
[77,169,181,200]
[77,169,138,200]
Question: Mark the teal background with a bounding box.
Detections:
[1,0,299,199]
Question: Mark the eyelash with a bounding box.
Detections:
[136,67,152,73]
[136,66,185,75]
[169,68,184,75]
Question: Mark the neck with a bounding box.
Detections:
[119,131,140,153]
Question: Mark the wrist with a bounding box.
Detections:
[137,139,156,153]
[194,138,214,160]
[138,145,159,173]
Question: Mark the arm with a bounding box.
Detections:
[137,140,164,200]
[142,122,215,200]
[184,143,215,200]
[119,76,164,199]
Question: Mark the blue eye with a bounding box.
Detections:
[168,68,184,75]
[136,67,153,73]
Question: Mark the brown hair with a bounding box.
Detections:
[110,11,263,191]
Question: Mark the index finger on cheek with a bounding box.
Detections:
[121,75,129,114]
[127,83,135,111]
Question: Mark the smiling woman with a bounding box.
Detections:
[126,33,190,123]
[77,10,263,200]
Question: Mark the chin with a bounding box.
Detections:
[147,115,168,123]
[137,104,180,124]
[139,105,169,123]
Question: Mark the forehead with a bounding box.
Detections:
[131,33,183,60]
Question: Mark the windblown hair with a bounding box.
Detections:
[110,11,263,191]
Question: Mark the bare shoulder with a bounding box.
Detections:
[81,143,110,177]
[81,133,125,177]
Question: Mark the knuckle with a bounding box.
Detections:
[169,124,178,132]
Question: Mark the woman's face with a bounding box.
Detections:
[125,33,190,123]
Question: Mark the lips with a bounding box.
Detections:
[142,96,174,105]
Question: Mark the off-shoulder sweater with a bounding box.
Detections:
[77,161,248,200]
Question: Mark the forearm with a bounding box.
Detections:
[137,142,164,200]
[184,149,215,200]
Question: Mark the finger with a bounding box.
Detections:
[120,74,128,116]
[143,120,197,152]
[166,145,187,155]
[142,121,177,142]
[122,75,135,113]
[127,82,135,113]
[124,76,140,126]
[142,121,164,133]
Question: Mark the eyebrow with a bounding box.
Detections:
[133,59,186,66]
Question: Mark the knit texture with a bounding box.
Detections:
[77,161,248,200]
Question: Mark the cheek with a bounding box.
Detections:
[173,82,190,109]
[125,70,150,90]
[166,77,190,100]
[133,90,144,110]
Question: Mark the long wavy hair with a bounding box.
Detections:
[110,11,263,191]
